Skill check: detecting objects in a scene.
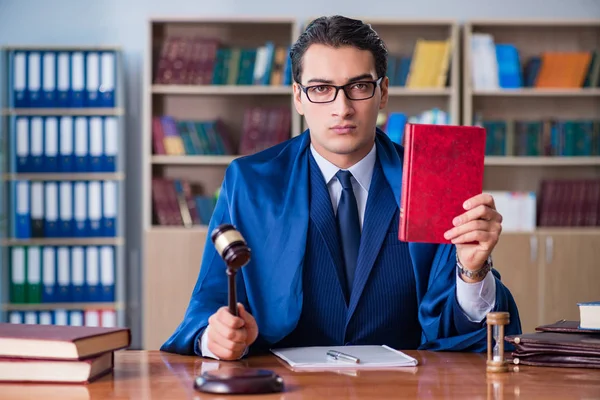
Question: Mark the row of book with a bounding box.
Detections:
[387,38,451,88]
[12,180,118,239]
[470,34,599,89]
[152,178,217,227]
[12,115,118,174]
[378,108,451,145]
[538,179,600,227]
[154,36,292,86]
[152,116,233,155]
[9,49,118,108]
[7,309,117,328]
[9,245,116,304]
[153,106,291,156]
[478,118,600,156]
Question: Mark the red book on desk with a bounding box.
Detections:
[399,123,486,244]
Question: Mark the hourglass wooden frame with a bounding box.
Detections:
[486,312,510,373]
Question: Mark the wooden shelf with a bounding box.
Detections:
[2,45,122,51]
[3,172,125,181]
[151,155,237,165]
[1,237,125,247]
[387,87,451,96]
[485,156,600,166]
[473,88,600,97]
[2,302,124,311]
[2,108,124,116]
[152,85,292,95]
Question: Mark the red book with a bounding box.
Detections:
[399,123,486,244]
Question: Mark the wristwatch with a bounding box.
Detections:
[456,253,493,280]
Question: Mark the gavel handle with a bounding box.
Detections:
[227,268,238,316]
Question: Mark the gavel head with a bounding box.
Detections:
[211,224,251,270]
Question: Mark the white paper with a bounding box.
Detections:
[270,345,418,369]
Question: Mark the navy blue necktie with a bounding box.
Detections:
[335,170,361,294]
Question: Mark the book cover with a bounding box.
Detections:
[0,323,130,360]
[399,123,486,243]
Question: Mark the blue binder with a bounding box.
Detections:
[13,181,31,239]
[88,181,102,236]
[73,181,89,237]
[100,246,115,302]
[42,51,57,108]
[30,117,44,172]
[102,181,117,237]
[11,50,28,108]
[59,116,74,172]
[56,246,72,303]
[103,117,117,172]
[99,51,116,107]
[71,247,86,302]
[27,51,42,108]
[70,51,85,107]
[42,247,57,303]
[44,117,59,172]
[85,51,100,107]
[14,116,30,173]
[86,246,102,302]
[74,116,89,172]
[44,182,60,238]
[89,117,103,172]
[59,182,74,237]
[56,51,71,108]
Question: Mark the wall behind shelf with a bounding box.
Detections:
[1,0,599,349]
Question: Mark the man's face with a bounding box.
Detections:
[293,44,388,167]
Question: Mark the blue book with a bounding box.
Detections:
[56,51,71,107]
[99,51,116,107]
[41,51,57,108]
[27,51,43,108]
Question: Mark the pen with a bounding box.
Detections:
[327,350,360,364]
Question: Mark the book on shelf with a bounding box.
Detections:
[387,38,451,88]
[469,33,600,90]
[152,106,291,157]
[9,49,118,109]
[0,323,130,383]
[475,118,600,157]
[537,179,600,227]
[378,108,451,146]
[153,36,292,86]
[152,178,217,227]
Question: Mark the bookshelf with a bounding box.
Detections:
[142,17,301,349]
[0,46,126,329]
[463,19,600,334]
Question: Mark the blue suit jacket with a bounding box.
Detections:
[160,128,522,355]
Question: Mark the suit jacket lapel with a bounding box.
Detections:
[308,152,349,303]
[346,159,397,322]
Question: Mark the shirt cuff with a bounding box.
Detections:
[200,325,249,360]
[455,265,496,323]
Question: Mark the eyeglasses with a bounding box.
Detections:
[297,77,383,104]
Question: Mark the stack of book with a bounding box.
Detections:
[0,323,130,383]
[506,302,600,369]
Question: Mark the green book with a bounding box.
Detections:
[26,246,42,304]
[10,247,27,304]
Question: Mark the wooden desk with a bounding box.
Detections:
[1,350,599,399]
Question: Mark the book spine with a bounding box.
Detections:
[399,124,414,242]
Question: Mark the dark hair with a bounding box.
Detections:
[290,15,388,84]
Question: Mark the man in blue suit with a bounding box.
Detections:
[161,15,521,360]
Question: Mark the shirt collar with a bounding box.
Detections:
[310,142,377,193]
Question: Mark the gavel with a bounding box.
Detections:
[194,223,284,395]
[210,223,251,316]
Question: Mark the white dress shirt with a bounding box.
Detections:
[200,142,496,359]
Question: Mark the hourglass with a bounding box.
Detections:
[486,312,510,373]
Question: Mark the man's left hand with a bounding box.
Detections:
[443,193,503,279]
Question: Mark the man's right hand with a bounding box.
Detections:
[206,303,258,360]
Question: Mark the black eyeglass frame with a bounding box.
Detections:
[296,76,384,104]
